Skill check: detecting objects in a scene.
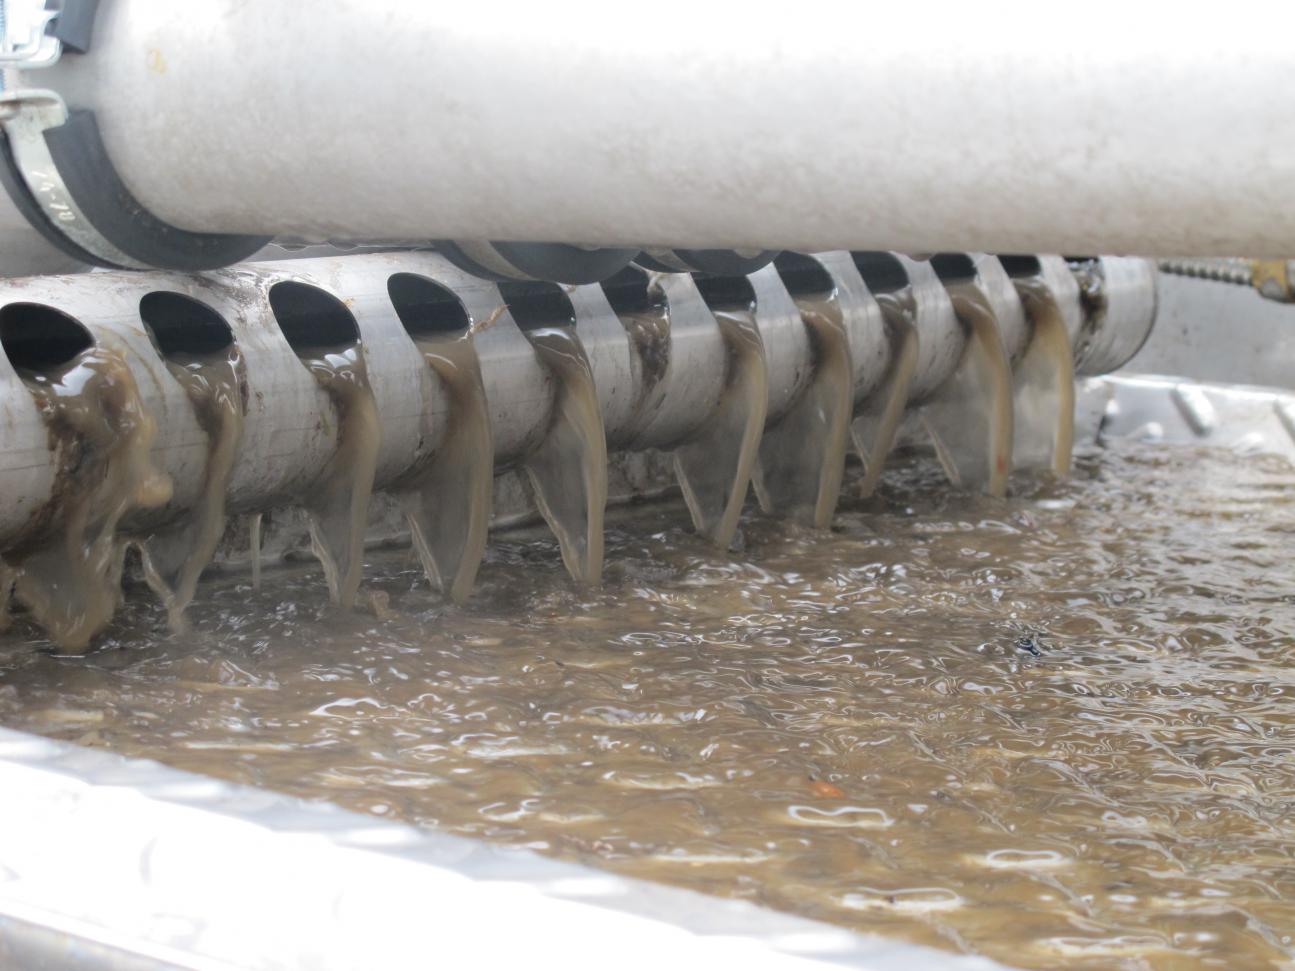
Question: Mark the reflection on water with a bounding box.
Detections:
[2,443,1293,970]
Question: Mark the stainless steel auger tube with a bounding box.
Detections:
[1070,257,1160,376]
[0,251,1157,554]
[0,1,1291,278]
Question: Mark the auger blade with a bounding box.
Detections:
[852,292,920,498]
[136,347,247,629]
[300,346,381,610]
[674,308,768,548]
[399,335,493,602]
[521,326,607,586]
[921,281,1014,497]
[754,293,853,527]
[1011,276,1077,477]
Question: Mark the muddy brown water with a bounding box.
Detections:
[3,346,173,651]
[1,443,1293,970]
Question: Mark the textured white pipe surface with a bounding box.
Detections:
[39,1,1295,257]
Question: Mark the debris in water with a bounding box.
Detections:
[363,588,394,621]
[810,777,846,799]
[1015,635,1044,657]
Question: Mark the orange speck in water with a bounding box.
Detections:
[809,779,845,799]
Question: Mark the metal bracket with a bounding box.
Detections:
[0,2,61,70]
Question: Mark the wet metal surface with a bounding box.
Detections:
[1,444,1292,970]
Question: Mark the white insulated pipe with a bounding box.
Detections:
[33,1,1295,259]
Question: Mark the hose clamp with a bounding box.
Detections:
[0,0,271,270]
[0,89,149,267]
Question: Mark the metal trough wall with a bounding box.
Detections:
[0,725,1005,971]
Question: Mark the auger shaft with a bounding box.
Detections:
[0,249,1158,647]
[0,252,1156,552]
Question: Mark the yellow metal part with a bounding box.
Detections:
[1249,259,1295,302]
